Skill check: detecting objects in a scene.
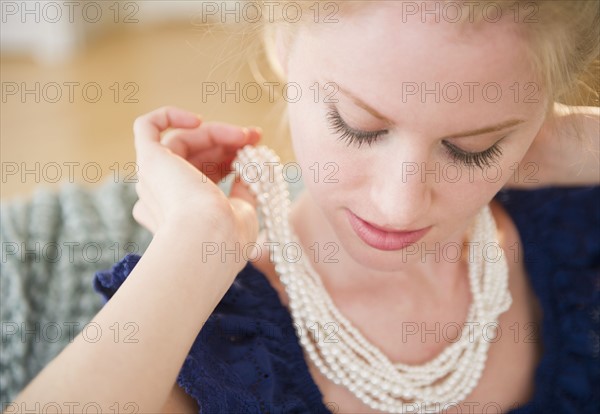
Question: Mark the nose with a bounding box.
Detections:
[368,146,433,230]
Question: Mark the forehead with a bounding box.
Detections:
[291,4,542,127]
[304,3,529,70]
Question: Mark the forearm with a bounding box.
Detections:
[8,219,235,413]
[505,104,599,188]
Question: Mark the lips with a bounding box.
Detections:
[346,209,431,251]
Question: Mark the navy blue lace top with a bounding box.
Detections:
[93,186,600,414]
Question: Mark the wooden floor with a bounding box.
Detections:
[1,23,292,200]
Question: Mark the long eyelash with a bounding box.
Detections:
[443,140,504,170]
[326,107,504,167]
[326,108,387,148]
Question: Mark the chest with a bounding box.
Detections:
[262,263,542,413]
[253,206,544,413]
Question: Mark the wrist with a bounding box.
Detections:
[154,214,243,282]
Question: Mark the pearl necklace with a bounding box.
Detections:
[232,145,513,413]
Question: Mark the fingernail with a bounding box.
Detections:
[252,126,263,135]
[242,127,249,138]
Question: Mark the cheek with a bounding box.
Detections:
[428,163,511,234]
[288,100,363,202]
[436,175,499,215]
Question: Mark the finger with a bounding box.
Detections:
[162,122,256,159]
[229,197,259,245]
[246,127,262,146]
[186,146,228,173]
[133,106,202,158]
[178,127,262,175]
[229,175,257,211]
[187,146,259,183]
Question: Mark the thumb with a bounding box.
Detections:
[229,178,259,243]
[229,175,257,211]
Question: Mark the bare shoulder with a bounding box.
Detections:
[505,103,599,188]
[161,382,199,413]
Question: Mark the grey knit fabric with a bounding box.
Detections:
[0,173,305,405]
[0,178,152,404]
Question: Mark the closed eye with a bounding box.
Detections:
[326,107,388,148]
[326,104,507,169]
[442,139,505,169]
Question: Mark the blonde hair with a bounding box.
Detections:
[243,0,599,160]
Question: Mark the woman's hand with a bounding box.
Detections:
[9,107,263,412]
[504,102,599,188]
[131,106,261,266]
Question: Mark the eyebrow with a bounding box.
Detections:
[335,84,392,123]
[332,83,526,138]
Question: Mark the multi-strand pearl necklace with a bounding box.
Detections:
[232,145,513,413]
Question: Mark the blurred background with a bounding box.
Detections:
[2,0,598,200]
[1,0,292,200]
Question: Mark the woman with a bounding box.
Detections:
[8,1,599,413]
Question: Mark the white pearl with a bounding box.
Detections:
[232,145,512,414]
